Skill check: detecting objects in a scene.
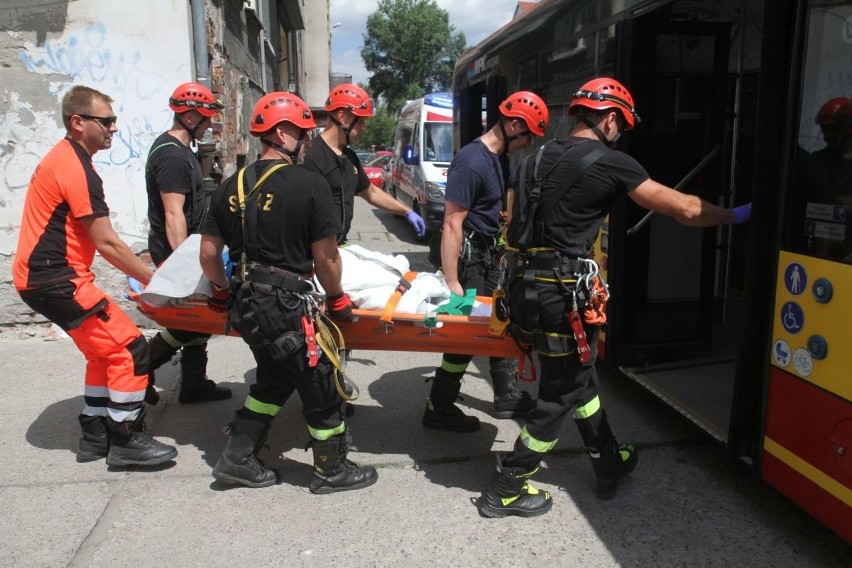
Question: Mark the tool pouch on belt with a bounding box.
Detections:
[232,284,307,364]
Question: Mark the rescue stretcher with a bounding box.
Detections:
[128,289,524,359]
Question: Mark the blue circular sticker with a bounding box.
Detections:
[784,263,807,296]
[781,302,804,334]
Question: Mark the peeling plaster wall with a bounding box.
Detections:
[0,0,195,255]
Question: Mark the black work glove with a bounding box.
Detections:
[208,282,232,313]
[327,292,358,321]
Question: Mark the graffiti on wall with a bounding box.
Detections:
[0,18,192,252]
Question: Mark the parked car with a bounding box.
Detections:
[363,154,392,189]
[354,149,374,163]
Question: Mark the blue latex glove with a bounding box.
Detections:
[127,276,143,294]
[405,210,426,237]
[732,202,752,224]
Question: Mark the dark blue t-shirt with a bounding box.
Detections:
[445,139,510,236]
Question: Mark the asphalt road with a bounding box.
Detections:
[0,199,848,567]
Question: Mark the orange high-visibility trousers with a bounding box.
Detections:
[19,276,149,422]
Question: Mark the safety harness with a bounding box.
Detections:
[233,162,357,401]
[505,140,610,359]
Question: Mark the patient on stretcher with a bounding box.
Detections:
[137,239,492,318]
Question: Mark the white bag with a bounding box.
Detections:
[139,234,213,307]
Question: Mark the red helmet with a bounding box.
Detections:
[324,83,373,117]
[499,91,548,136]
[250,92,316,136]
[815,97,852,133]
[569,78,640,130]
[169,82,223,118]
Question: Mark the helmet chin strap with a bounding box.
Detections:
[328,114,360,147]
[177,115,205,141]
[497,120,528,155]
[580,116,618,147]
[261,129,306,163]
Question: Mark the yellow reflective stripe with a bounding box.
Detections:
[531,276,578,284]
[245,395,281,417]
[309,422,346,441]
[501,494,521,506]
[573,396,601,419]
[764,436,852,508]
[518,425,557,453]
[440,360,469,374]
[160,329,183,349]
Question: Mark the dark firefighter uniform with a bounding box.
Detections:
[203,153,377,493]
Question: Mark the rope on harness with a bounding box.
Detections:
[315,312,359,402]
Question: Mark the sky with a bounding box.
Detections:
[330,0,521,86]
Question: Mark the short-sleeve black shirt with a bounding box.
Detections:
[145,132,205,264]
[445,139,511,236]
[201,160,341,276]
[513,137,649,257]
[301,137,370,243]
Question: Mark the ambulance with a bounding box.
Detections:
[388,92,454,234]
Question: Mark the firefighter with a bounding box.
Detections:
[14,85,177,467]
[144,82,232,405]
[813,97,852,219]
[477,78,751,517]
[423,91,547,432]
[301,83,426,244]
[200,92,378,493]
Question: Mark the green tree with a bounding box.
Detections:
[359,105,396,151]
[361,0,466,114]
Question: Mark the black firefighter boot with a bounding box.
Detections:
[589,437,638,500]
[490,360,536,419]
[105,412,178,467]
[421,368,480,432]
[477,458,553,518]
[178,345,232,404]
[309,431,378,494]
[146,333,179,405]
[76,414,109,463]
[212,416,277,488]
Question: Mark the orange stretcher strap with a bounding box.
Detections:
[380,271,418,325]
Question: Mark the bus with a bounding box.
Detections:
[388,92,455,233]
[453,0,851,542]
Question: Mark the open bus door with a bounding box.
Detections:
[606,12,753,442]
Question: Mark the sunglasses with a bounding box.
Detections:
[78,114,118,127]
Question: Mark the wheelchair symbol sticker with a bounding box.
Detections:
[784,263,806,295]
[792,348,813,378]
[781,302,804,334]
[772,339,791,367]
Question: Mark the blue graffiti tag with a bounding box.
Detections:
[19,23,164,100]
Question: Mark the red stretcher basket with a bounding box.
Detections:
[128,291,523,359]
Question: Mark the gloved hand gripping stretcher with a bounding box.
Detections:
[127,238,523,359]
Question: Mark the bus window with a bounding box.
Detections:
[784,1,852,263]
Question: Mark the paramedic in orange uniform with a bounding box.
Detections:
[13,85,177,468]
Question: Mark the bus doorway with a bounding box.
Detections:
[608,13,752,442]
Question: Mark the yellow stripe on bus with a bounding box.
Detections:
[764,436,852,508]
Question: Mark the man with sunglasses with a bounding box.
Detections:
[144,82,232,405]
[422,91,548,433]
[14,85,177,467]
[301,83,426,245]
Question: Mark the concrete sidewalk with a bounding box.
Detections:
[1,204,848,567]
